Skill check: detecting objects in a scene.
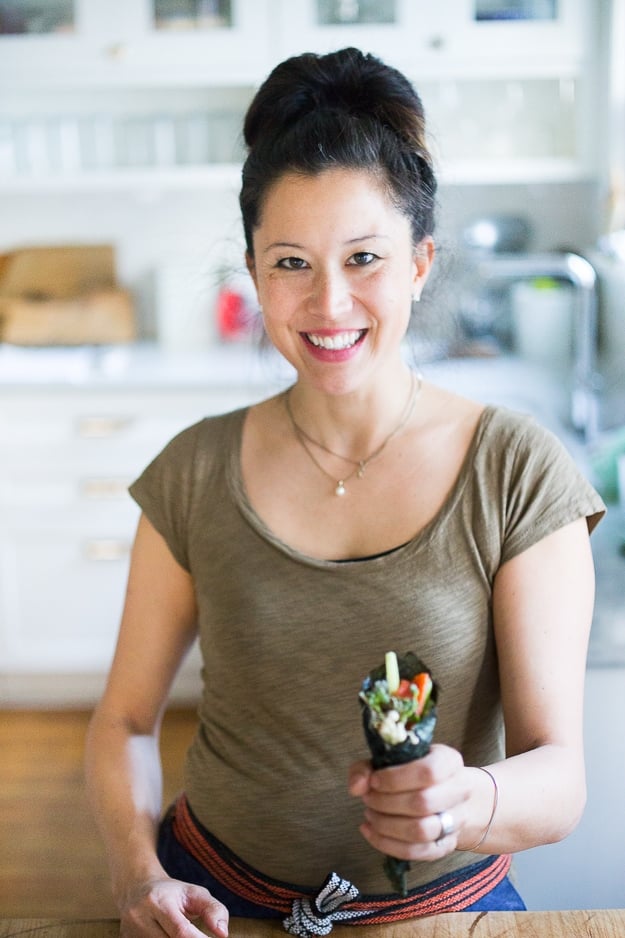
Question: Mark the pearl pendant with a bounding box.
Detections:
[335,481,346,496]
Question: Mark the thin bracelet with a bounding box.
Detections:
[463,766,499,851]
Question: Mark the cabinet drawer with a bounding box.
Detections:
[0,392,223,478]
[0,405,208,448]
[0,467,138,510]
[0,387,236,447]
[0,526,132,670]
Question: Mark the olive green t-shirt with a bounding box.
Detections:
[129,404,604,894]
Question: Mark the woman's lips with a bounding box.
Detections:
[301,329,367,361]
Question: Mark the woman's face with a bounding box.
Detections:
[247,167,434,396]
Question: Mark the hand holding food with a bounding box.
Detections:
[359,651,438,894]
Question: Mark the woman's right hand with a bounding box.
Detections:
[119,876,229,938]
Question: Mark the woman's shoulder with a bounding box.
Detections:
[476,403,569,457]
[161,405,248,456]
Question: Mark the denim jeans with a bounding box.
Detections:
[157,808,526,918]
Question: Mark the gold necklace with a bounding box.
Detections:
[285,372,422,496]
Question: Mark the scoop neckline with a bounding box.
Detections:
[228,403,498,570]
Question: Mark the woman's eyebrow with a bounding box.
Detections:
[263,241,305,254]
[263,234,391,254]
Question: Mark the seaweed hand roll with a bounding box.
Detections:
[359,651,438,895]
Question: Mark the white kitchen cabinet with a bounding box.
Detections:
[0,0,273,87]
[277,0,588,77]
[416,0,587,74]
[0,0,599,188]
[0,383,262,697]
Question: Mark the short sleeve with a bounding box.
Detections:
[128,419,207,571]
[498,415,606,566]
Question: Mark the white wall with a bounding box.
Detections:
[514,667,625,910]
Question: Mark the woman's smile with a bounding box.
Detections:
[303,328,368,357]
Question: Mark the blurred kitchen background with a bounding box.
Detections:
[1,0,624,918]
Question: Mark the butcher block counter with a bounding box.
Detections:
[2,913,625,938]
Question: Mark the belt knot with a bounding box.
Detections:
[283,872,360,937]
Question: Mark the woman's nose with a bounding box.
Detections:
[309,269,352,319]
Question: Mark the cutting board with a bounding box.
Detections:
[2,912,625,938]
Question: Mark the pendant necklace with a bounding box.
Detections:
[284,371,422,496]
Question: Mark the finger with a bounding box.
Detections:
[363,773,470,820]
[147,887,223,938]
[348,760,373,796]
[363,806,432,845]
[362,799,469,855]
[359,815,459,862]
[369,745,463,794]
[153,907,208,938]
[183,886,229,938]
[194,897,229,938]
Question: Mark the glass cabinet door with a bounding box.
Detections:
[0,0,75,35]
[276,0,420,74]
[442,0,585,62]
[152,0,231,31]
[126,0,271,82]
[316,0,396,26]
[474,1,557,20]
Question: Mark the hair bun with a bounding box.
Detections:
[243,47,428,159]
[239,47,437,253]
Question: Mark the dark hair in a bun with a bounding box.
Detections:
[240,47,437,255]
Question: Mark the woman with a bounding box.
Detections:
[86,47,605,938]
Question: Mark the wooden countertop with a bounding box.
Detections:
[2,912,625,938]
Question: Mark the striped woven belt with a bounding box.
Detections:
[171,794,511,935]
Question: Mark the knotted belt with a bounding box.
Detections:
[171,794,511,936]
[283,873,360,936]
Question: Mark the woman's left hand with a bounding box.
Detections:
[348,743,471,861]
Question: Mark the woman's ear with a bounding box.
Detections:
[245,252,257,290]
[412,236,435,299]
[246,253,262,313]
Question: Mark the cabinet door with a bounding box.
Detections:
[0,515,134,670]
[275,0,443,76]
[102,0,274,86]
[425,0,587,70]
[276,0,587,77]
[0,0,273,87]
[0,0,101,83]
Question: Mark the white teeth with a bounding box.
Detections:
[306,330,363,350]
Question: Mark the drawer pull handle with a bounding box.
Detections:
[84,539,131,562]
[76,416,134,438]
[80,478,130,499]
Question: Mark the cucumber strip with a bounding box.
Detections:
[385,651,400,693]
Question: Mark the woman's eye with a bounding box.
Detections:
[349,252,377,266]
[277,256,308,270]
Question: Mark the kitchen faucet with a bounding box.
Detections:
[475,252,600,442]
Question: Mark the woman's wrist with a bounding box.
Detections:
[110,833,168,908]
[459,765,499,852]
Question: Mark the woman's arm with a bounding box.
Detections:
[85,513,229,937]
[458,514,596,852]
[349,517,596,860]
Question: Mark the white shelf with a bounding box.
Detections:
[0,158,597,195]
[0,163,243,194]
[438,158,594,186]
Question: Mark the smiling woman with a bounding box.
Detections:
[85,46,605,938]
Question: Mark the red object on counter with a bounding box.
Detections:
[216,286,253,340]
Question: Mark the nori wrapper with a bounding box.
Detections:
[359,651,438,895]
